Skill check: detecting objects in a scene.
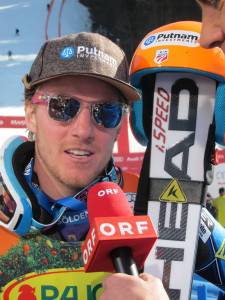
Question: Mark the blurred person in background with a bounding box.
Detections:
[212,187,225,226]
[205,192,217,217]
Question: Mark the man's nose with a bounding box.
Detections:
[70,106,95,141]
[200,11,225,49]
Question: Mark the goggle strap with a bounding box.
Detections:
[51,196,87,211]
[30,206,67,231]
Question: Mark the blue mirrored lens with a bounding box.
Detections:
[64,99,80,121]
[93,103,122,128]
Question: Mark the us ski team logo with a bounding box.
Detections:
[154,49,169,64]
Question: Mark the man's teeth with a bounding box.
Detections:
[68,150,91,156]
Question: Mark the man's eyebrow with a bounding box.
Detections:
[197,0,220,8]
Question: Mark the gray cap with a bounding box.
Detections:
[22,32,140,103]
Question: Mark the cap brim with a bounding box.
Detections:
[28,72,140,103]
[85,73,141,103]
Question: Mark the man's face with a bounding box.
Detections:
[196,0,225,52]
[26,75,124,197]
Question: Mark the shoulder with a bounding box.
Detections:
[212,197,220,206]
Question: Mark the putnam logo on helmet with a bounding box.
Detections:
[141,30,200,49]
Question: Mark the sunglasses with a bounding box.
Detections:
[32,92,129,129]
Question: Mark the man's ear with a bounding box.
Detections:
[25,101,36,133]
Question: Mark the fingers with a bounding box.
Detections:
[139,272,165,288]
[139,272,155,282]
[100,273,169,300]
[139,273,169,300]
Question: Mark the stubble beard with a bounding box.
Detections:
[35,143,109,195]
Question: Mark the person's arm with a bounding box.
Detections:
[100,273,169,300]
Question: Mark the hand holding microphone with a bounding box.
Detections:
[82,181,157,275]
[100,273,169,300]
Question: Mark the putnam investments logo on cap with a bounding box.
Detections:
[60,45,117,69]
[22,32,141,103]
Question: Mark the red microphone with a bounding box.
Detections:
[82,182,157,275]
